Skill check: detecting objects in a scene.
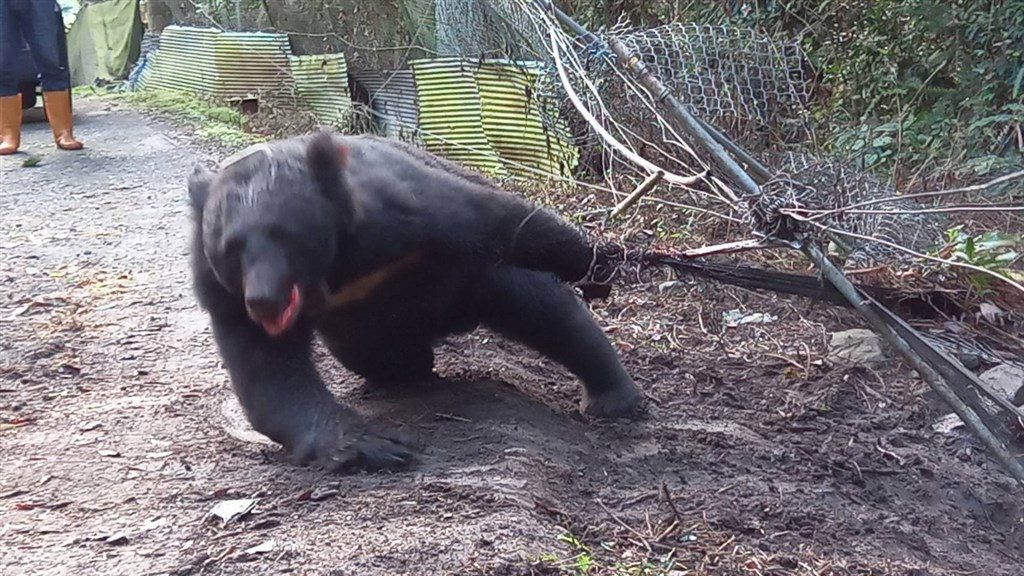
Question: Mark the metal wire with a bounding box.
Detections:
[428,1,954,266]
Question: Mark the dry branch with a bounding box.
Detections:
[609,170,664,219]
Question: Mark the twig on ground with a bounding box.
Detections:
[610,171,664,219]
[661,481,683,524]
[596,499,657,553]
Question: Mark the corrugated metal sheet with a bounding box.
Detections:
[127,31,160,91]
[288,54,351,127]
[410,58,507,177]
[475,61,578,179]
[410,57,576,179]
[139,25,291,99]
[135,28,576,180]
[350,69,421,145]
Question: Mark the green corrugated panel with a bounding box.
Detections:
[410,58,507,177]
[139,26,290,99]
[475,61,578,180]
[410,57,577,180]
[288,54,351,127]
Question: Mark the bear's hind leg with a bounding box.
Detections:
[477,266,641,417]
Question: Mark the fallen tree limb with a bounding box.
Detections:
[649,254,893,307]
[803,244,1024,487]
[677,238,783,258]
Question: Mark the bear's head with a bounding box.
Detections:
[188,132,353,336]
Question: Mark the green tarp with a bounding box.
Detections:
[67,0,143,86]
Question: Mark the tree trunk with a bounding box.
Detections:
[261,0,416,69]
[144,0,171,32]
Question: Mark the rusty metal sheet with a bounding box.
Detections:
[475,61,578,180]
[410,57,507,177]
[350,69,421,144]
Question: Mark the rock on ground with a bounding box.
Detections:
[980,364,1024,405]
[828,328,887,368]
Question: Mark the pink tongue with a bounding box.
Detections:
[262,285,300,336]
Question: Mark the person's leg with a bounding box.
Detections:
[0,0,24,154]
[22,1,82,150]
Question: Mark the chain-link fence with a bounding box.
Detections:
[510,2,950,268]
[160,0,977,270]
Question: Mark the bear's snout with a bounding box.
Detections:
[245,284,302,336]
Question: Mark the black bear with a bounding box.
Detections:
[188,131,640,473]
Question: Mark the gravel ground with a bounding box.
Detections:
[1,97,1021,576]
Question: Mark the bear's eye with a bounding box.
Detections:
[209,237,244,294]
[223,237,244,258]
[266,225,292,246]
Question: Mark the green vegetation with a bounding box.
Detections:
[804,0,1024,184]
[537,531,677,575]
[126,89,265,147]
[936,225,1022,293]
[568,0,1024,188]
[75,86,266,148]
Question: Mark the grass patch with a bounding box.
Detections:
[537,531,678,575]
[75,86,266,148]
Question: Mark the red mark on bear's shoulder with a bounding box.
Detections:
[337,144,348,169]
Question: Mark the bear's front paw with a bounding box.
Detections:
[292,414,416,474]
[581,381,642,418]
[321,431,416,473]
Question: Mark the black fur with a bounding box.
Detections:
[188,131,640,473]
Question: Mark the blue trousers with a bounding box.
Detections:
[0,0,68,97]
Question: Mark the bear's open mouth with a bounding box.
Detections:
[257,284,301,336]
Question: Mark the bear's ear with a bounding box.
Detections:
[306,130,355,222]
[187,164,215,212]
[306,129,348,185]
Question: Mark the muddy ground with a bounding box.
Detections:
[1,99,1021,576]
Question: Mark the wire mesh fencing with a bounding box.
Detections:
[169,0,1010,274]
[510,2,955,270]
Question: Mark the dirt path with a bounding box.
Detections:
[1,98,1021,576]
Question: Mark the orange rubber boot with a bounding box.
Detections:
[43,90,83,151]
[0,95,22,155]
